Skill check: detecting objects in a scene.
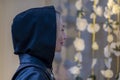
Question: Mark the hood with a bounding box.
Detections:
[11,6,57,68]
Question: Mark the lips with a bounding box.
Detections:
[60,42,64,45]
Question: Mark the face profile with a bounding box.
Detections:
[55,12,67,52]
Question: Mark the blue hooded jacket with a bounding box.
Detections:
[11,6,56,80]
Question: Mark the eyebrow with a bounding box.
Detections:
[55,10,61,15]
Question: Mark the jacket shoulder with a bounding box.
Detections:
[13,66,49,80]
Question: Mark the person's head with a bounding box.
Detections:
[11,6,66,68]
[55,11,67,52]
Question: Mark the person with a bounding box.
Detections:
[11,6,66,80]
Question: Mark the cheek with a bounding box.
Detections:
[56,33,61,45]
[57,30,62,41]
[59,32,64,42]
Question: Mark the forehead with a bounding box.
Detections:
[56,12,62,24]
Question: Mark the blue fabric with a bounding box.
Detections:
[11,6,57,80]
[12,54,54,80]
[11,6,57,68]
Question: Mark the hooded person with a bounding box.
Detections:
[11,6,66,80]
